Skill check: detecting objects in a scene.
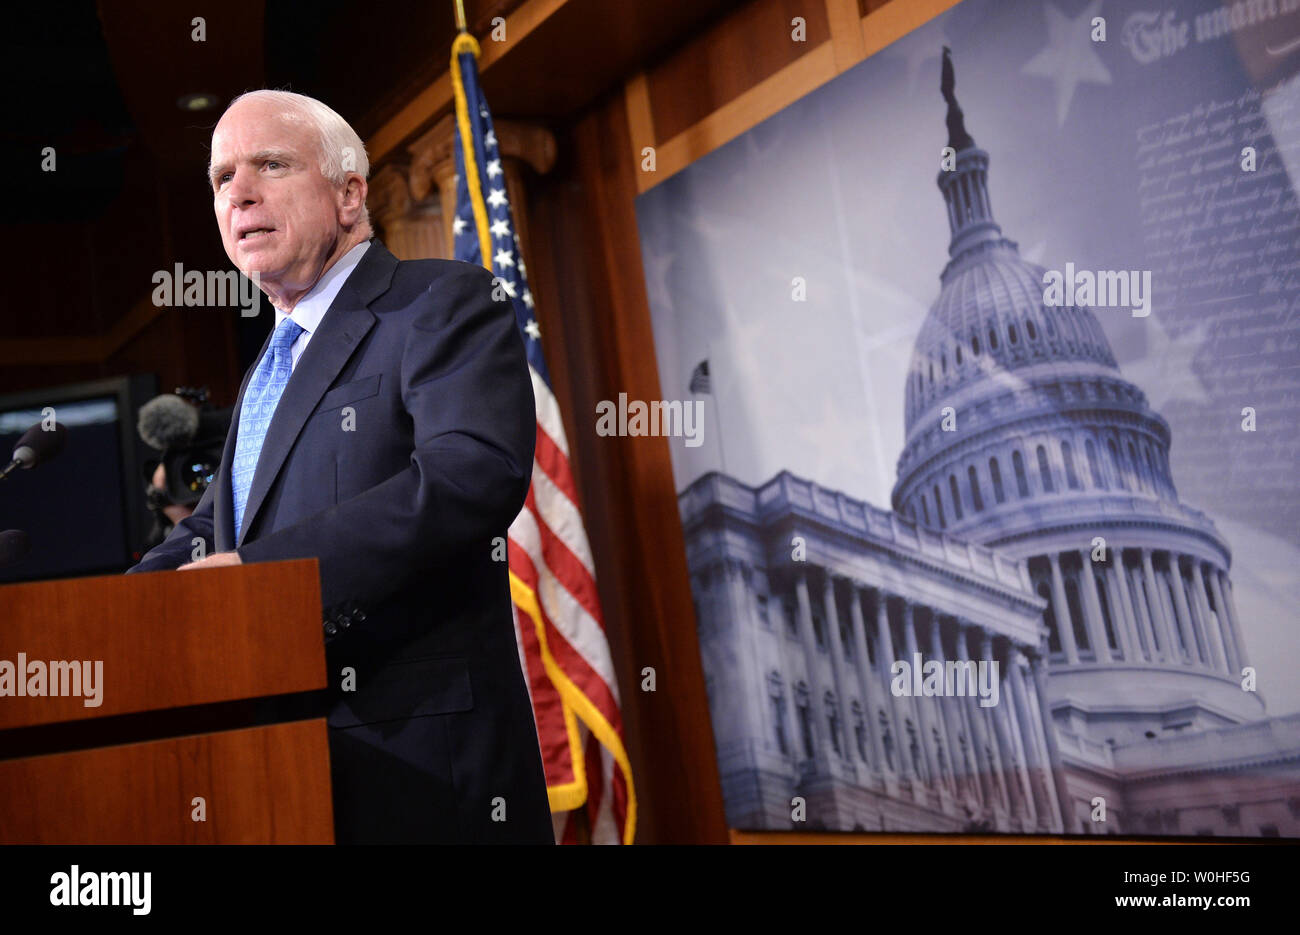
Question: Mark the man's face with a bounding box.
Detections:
[209,99,345,300]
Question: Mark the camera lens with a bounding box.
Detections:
[177,458,216,493]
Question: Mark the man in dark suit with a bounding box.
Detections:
[127,89,553,844]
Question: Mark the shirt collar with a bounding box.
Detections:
[273,239,372,335]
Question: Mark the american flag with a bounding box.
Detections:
[449,32,634,844]
[689,359,711,395]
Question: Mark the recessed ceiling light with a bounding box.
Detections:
[178,93,220,112]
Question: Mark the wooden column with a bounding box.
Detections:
[367,164,445,261]
[408,115,556,263]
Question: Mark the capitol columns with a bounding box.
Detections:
[1110,549,1145,662]
[1007,649,1053,829]
[846,580,888,774]
[1047,552,1080,664]
[793,571,830,766]
[366,163,444,261]
[1181,557,1214,669]
[874,591,914,784]
[1190,561,1229,675]
[407,114,557,261]
[1167,555,1199,665]
[1142,549,1179,663]
[1027,648,1072,832]
[1077,549,1113,664]
[977,640,1011,814]
[725,558,770,746]
[901,601,942,789]
[821,573,856,772]
[982,633,1031,826]
[1207,570,1242,676]
[1221,574,1250,670]
[1107,551,1138,663]
[1127,557,1159,662]
[955,624,996,810]
[928,615,974,806]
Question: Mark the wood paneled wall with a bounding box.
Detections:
[515,0,967,843]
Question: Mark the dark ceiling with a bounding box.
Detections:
[0,0,740,387]
[1,1,133,225]
[0,0,526,357]
[0,0,524,228]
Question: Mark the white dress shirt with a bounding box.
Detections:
[272,240,372,372]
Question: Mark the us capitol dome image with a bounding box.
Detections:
[677,49,1300,837]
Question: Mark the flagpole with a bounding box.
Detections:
[453,0,467,32]
[705,344,728,478]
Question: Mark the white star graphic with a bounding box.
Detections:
[640,243,678,313]
[1021,0,1112,127]
[524,318,540,340]
[494,249,515,268]
[452,215,467,236]
[793,393,854,487]
[484,129,496,148]
[486,159,502,179]
[490,218,511,239]
[1120,315,1210,411]
[715,292,788,400]
[499,278,518,298]
[522,289,534,309]
[487,188,507,208]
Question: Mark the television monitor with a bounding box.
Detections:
[0,374,158,583]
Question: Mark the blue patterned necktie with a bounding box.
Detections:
[231,317,305,542]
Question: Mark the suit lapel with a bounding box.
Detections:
[235,240,398,548]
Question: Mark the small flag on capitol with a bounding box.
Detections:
[449,30,635,845]
[689,360,711,395]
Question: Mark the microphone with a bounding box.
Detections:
[137,394,201,452]
[0,422,66,480]
[0,529,29,567]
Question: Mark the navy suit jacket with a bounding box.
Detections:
[128,240,553,843]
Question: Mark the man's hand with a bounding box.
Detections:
[178,551,243,571]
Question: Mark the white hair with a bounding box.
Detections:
[219,89,370,224]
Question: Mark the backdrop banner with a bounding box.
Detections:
[635,0,1300,838]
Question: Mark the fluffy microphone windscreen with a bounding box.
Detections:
[137,394,200,452]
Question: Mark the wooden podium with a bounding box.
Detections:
[0,559,334,843]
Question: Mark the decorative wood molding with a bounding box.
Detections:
[825,0,867,71]
[408,115,454,200]
[494,120,559,176]
[408,115,556,254]
[641,0,963,193]
[645,40,837,194]
[862,0,960,58]
[366,0,569,165]
[623,70,655,175]
[367,163,446,261]
[367,164,414,224]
